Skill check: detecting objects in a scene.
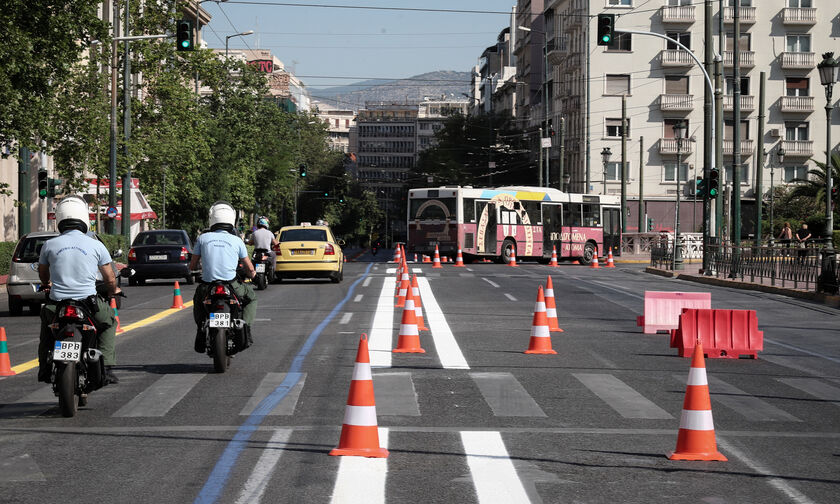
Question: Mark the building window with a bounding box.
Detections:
[786,77,809,96]
[605,118,629,138]
[668,0,691,5]
[727,0,752,5]
[785,121,809,141]
[604,161,625,181]
[607,32,631,52]
[663,162,689,182]
[784,165,808,182]
[664,119,689,138]
[725,164,750,184]
[788,0,811,7]
[724,120,750,140]
[725,32,751,51]
[666,31,691,50]
[725,77,750,95]
[345,119,350,127]
[665,75,689,94]
[786,34,811,53]
[605,74,630,95]
[608,0,632,5]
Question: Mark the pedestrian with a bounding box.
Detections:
[795,223,811,264]
[778,222,793,249]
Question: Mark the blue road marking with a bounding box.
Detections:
[194,263,374,504]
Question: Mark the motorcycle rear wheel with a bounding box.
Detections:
[212,328,230,373]
[56,363,78,418]
[255,273,267,290]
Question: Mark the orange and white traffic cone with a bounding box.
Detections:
[571,260,581,265]
[423,255,431,263]
[590,250,600,269]
[454,245,466,267]
[414,253,418,263]
[668,338,727,461]
[525,286,557,354]
[0,327,16,376]
[395,264,410,307]
[110,297,124,334]
[432,245,442,269]
[544,276,563,333]
[393,286,425,353]
[330,333,389,458]
[605,247,616,268]
[548,245,559,267]
[170,281,185,309]
[411,275,429,331]
[392,245,401,264]
[508,248,518,267]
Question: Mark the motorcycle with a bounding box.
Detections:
[200,281,250,373]
[371,242,379,256]
[251,248,272,290]
[44,286,127,418]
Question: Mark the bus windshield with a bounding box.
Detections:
[409,197,456,221]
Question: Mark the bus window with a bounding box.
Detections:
[563,204,581,227]
[409,198,456,221]
[522,200,542,224]
[463,198,476,222]
[582,204,601,227]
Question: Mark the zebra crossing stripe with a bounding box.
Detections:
[369,278,395,368]
[460,431,530,504]
[113,374,204,417]
[416,276,470,370]
[330,428,389,504]
[778,378,840,406]
[573,373,673,419]
[470,372,546,417]
[234,429,293,504]
[674,374,801,422]
[240,373,306,416]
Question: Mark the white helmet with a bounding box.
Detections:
[209,201,236,231]
[55,195,90,233]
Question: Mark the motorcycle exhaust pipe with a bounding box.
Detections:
[232,319,246,330]
[86,348,103,363]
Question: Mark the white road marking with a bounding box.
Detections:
[239,373,305,416]
[330,428,389,504]
[471,372,546,417]
[482,278,500,288]
[466,267,474,271]
[461,431,531,504]
[353,294,363,302]
[254,318,272,321]
[363,277,372,287]
[234,429,293,504]
[412,268,422,273]
[385,268,396,274]
[113,374,204,417]
[339,312,353,325]
[504,293,517,302]
[417,277,470,369]
[574,374,672,419]
[369,278,395,368]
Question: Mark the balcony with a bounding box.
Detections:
[722,50,755,69]
[781,139,814,157]
[722,6,756,24]
[547,36,569,65]
[779,96,814,113]
[659,94,694,112]
[660,49,694,67]
[659,138,694,155]
[782,7,817,25]
[722,95,755,112]
[722,139,755,156]
[661,5,695,24]
[780,52,815,70]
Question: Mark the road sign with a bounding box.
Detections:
[106,206,118,219]
[541,138,552,148]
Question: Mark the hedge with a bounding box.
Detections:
[0,241,16,276]
[97,234,129,263]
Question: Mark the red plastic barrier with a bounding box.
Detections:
[670,308,763,359]
[636,291,711,334]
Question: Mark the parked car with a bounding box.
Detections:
[6,231,121,316]
[274,223,344,283]
[127,229,197,286]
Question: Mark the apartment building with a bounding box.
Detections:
[546,0,837,232]
[215,49,310,112]
[313,102,356,153]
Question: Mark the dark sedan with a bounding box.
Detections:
[127,230,197,285]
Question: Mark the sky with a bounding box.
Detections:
[199,1,517,90]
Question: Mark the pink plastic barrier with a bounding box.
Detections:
[670,308,763,359]
[636,291,712,334]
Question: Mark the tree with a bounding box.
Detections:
[787,151,840,230]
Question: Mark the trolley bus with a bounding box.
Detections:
[407,186,621,265]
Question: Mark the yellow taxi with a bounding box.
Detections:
[274,222,345,283]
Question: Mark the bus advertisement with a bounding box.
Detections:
[407,186,621,265]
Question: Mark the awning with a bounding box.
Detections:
[48,178,158,221]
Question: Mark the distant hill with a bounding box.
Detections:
[310,70,471,110]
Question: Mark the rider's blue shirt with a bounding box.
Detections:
[39,230,111,301]
[194,230,248,282]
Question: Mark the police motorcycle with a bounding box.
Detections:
[43,268,131,418]
[199,269,251,373]
[251,248,272,290]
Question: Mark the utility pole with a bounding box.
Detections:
[715,0,724,242]
[17,147,31,236]
[621,95,627,232]
[638,136,644,232]
[108,1,120,234]
[585,14,591,194]
[754,72,766,247]
[558,117,565,191]
[122,0,132,243]
[731,0,742,274]
[538,126,544,187]
[703,0,713,272]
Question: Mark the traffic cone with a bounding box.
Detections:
[544,276,564,333]
[590,250,600,269]
[454,245,466,267]
[395,264,410,307]
[423,255,431,263]
[668,339,727,461]
[508,248,518,267]
[432,245,442,268]
[392,246,401,264]
[393,286,425,353]
[330,333,389,458]
[0,328,16,376]
[414,253,418,263]
[170,281,185,309]
[548,245,559,267]
[572,260,581,265]
[110,298,124,334]
[525,286,556,354]
[605,247,616,268]
[411,275,429,331]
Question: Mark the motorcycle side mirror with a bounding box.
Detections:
[119,268,135,278]
[337,239,346,247]
[111,249,123,259]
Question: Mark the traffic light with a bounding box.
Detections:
[48,178,62,198]
[324,191,329,197]
[37,170,48,199]
[596,14,615,46]
[708,168,720,198]
[695,177,705,197]
[176,20,194,52]
[298,164,307,177]
[647,217,655,232]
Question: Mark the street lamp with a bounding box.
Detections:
[673,120,686,270]
[518,25,549,187]
[562,172,571,192]
[770,145,785,244]
[600,147,612,195]
[817,51,838,249]
[225,30,254,58]
[195,0,229,96]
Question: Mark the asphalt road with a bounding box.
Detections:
[1,254,839,503]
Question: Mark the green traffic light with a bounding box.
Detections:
[39,189,47,197]
[709,189,718,197]
[601,35,611,43]
[181,40,190,48]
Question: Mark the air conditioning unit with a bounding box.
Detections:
[769,128,781,137]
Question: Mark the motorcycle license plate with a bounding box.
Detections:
[209,313,230,328]
[255,263,266,273]
[53,341,82,362]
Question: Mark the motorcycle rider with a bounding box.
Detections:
[248,216,278,281]
[37,195,121,384]
[189,201,257,353]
